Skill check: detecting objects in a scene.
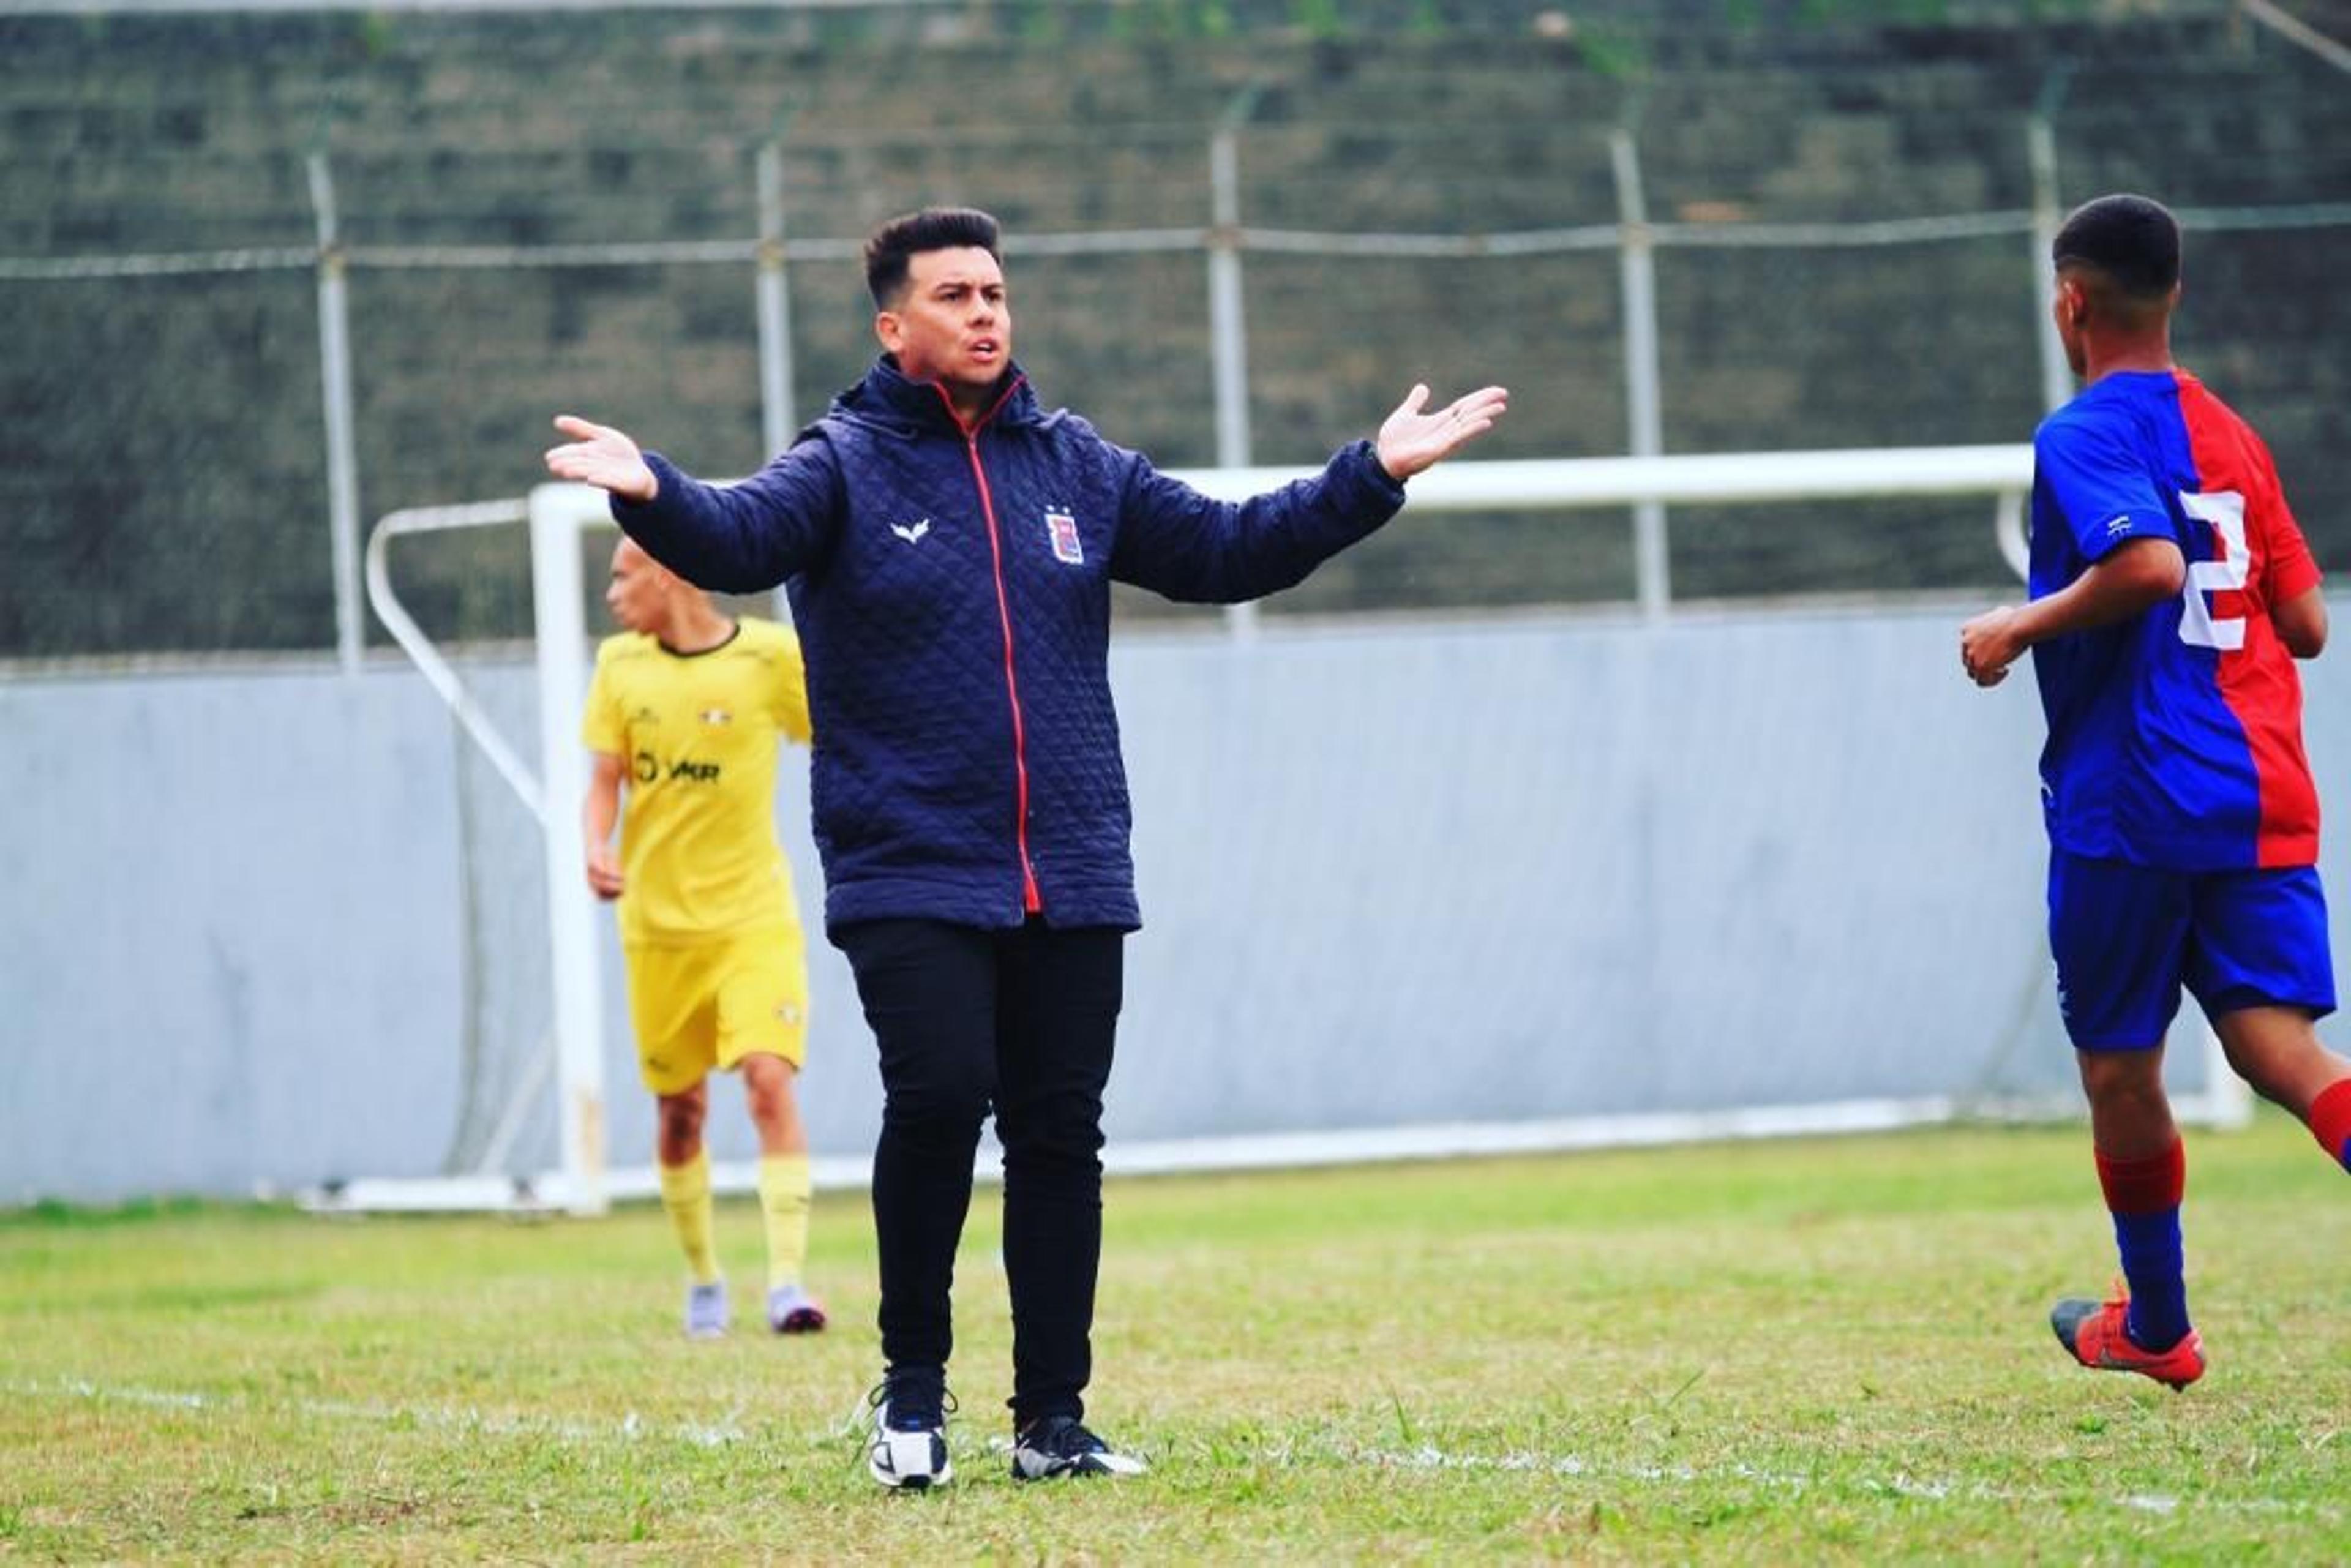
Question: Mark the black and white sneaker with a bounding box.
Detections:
[1010,1414,1149,1481]
[865,1376,954,1491]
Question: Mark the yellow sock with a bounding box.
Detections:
[757,1153,812,1289]
[658,1151,721,1285]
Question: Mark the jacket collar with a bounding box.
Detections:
[834,354,1040,437]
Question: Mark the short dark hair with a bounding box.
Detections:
[2051,193,2181,299]
[864,207,1002,309]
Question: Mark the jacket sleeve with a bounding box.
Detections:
[1108,438,1408,605]
[609,437,844,593]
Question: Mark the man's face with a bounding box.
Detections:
[606,539,669,635]
[876,246,1010,394]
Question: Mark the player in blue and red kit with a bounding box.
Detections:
[1961,193,2351,1389]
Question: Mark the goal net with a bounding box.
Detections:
[331,446,2248,1215]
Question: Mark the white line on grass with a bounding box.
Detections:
[13,1376,749,1449]
[1253,1441,2325,1523]
[13,1376,2337,1524]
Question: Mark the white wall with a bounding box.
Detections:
[9,599,2339,1203]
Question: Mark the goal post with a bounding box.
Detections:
[341,443,2250,1216]
[356,492,614,1216]
[530,485,611,1217]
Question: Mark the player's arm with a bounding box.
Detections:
[773,631,813,748]
[2274,585,2327,659]
[544,415,844,592]
[2254,463,2327,659]
[1960,536,2186,688]
[1109,384,1507,604]
[583,751,628,901]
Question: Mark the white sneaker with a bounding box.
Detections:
[865,1378,953,1491]
[766,1282,827,1335]
[1010,1414,1148,1481]
[683,1280,729,1340]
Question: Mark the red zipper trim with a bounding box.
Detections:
[936,378,1043,916]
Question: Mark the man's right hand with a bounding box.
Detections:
[585,844,624,901]
[1959,604,2025,688]
[546,415,658,503]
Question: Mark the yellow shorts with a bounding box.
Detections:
[623,923,809,1097]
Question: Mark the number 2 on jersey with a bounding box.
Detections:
[2177,489,2248,652]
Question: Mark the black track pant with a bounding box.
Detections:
[834,917,1123,1427]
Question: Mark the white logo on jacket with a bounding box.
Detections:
[891,518,931,544]
[1046,509,1083,565]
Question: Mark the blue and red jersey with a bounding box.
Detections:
[2028,368,2323,870]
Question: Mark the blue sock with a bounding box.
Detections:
[2111,1209,2189,1351]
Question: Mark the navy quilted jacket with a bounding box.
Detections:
[612,356,1407,932]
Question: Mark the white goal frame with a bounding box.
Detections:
[342,444,2249,1216]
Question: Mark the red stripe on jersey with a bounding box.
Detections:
[2175,372,2321,866]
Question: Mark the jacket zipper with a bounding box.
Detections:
[940,379,1043,917]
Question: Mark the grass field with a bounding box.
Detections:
[7,1114,2350,1562]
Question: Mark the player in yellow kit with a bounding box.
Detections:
[582,536,825,1340]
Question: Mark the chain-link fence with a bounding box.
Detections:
[5,7,2347,662]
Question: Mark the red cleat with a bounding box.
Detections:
[2050,1288,2205,1390]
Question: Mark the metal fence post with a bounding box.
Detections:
[756,137,799,622]
[1210,86,1264,640]
[307,150,364,672]
[756,137,797,456]
[2027,111,2073,416]
[1610,129,1670,624]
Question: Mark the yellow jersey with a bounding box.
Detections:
[581,617,811,945]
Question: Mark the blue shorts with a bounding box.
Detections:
[2047,850,2337,1051]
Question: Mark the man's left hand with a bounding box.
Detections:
[1375,383,1510,481]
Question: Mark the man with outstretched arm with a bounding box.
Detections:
[550,205,1505,1488]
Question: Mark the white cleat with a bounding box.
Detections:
[766,1282,827,1335]
[866,1381,953,1491]
[683,1280,730,1340]
[1010,1415,1149,1481]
